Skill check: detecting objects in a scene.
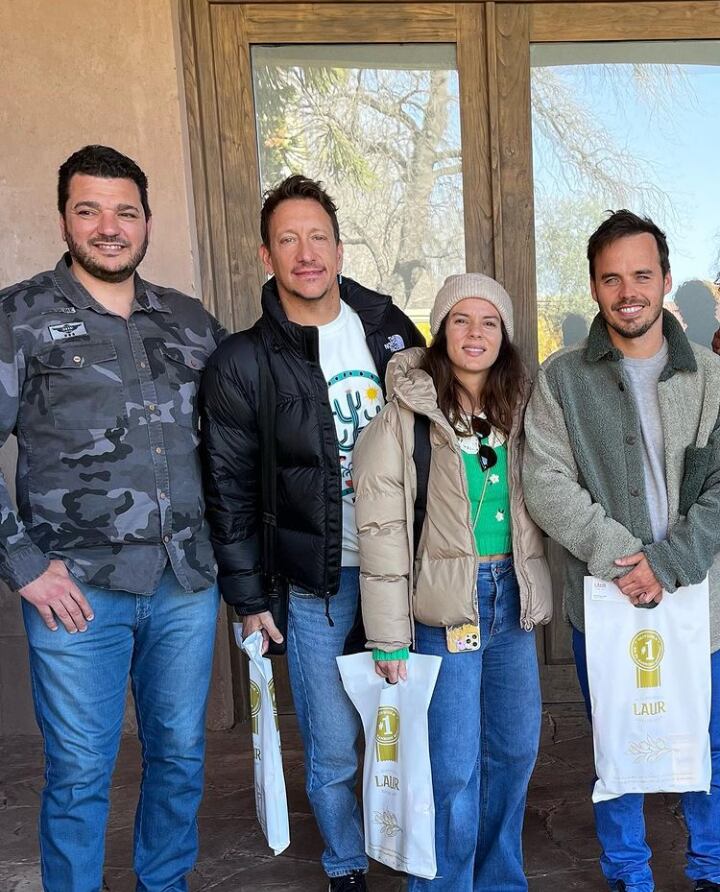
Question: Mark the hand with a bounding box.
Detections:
[239,610,284,655]
[614,552,663,605]
[712,327,720,356]
[374,659,408,684]
[19,560,94,632]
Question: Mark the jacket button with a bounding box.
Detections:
[163,534,171,544]
[618,381,625,392]
[626,435,636,445]
[630,487,640,497]
[73,355,82,364]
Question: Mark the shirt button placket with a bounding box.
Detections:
[126,318,172,550]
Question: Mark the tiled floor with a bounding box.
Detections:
[0,706,694,890]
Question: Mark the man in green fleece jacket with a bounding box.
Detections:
[523,210,720,892]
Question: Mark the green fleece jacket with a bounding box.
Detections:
[523,310,720,652]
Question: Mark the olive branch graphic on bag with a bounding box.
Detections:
[628,735,673,762]
[374,810,403,837]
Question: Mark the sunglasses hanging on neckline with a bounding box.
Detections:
[470,416,497,472]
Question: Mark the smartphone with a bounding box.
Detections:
[446,623,481,653]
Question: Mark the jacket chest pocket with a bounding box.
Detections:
[157,345,208,429]
[32,340,127,430]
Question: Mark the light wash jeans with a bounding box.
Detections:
[573,628,720,892]
[410,558,541,891]
[286,566,367,878]
[22,565,220,892]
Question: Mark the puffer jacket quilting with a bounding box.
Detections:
[354,347,553,651]
[200,277,424,613]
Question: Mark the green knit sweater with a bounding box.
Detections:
[462,443,511,555]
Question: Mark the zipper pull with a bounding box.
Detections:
[324,594,335,627]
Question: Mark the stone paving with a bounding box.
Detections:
[0,705,694,891]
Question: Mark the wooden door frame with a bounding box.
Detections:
[177,0,720,360]
[500,0,720,699]
[178,0,720,716]
[178,1,503,335]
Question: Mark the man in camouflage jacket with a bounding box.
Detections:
[0,145,224,892]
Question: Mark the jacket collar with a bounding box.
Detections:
[260,275,391,345]
[53,253,170,314]
[385,347,457,438]
[585,308,696,374]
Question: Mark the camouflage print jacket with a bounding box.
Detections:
[0,254,225,595]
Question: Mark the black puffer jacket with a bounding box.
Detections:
[200,276,424,614]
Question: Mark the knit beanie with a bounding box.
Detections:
[429,273,514,340]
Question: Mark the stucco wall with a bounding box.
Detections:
[0,0,219,734]
[0,0,196,292]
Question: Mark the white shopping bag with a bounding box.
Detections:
[234,625,290,855]
[337,652,441,879]
[584,576,711,803]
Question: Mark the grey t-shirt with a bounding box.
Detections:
[623,340,670,542]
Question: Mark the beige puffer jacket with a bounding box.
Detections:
[354,347,553,652]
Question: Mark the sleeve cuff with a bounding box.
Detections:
[642,542,678,593]
[2,545,50,591]
[372,647,410,661]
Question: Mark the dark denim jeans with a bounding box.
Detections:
[409,558,541,891]
[23,566,220,892]
[573,627,720,891]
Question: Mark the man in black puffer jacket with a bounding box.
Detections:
[200,175,423,891]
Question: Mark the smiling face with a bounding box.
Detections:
[60,174,150,284]
[590,232,671,352]
[444,298,503,390]
[259,197,343,313]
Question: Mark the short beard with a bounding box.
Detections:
[600,302,663,341]
[64,231,149,284]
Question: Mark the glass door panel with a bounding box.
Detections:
[531,41,720,360]
[252,44,465,335]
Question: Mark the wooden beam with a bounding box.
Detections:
[457,4,495,278]
[531,1,720,41]
[179,0,235,329]
[210,3,265,330]
[494,3,538,369]
[243,3,457,42]
[210,0,710,5]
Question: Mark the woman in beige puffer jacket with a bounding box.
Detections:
[353,273,552,892]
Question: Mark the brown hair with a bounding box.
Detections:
[260,174,340,247]
[587,209,670,279]
[420,319,527,438]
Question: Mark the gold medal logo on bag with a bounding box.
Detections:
[269,677,280,731]
[375,706,400,762]
[250,680,261,734]
[630,630,664,688]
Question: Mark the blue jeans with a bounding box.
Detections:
[573,627,720,891]
[286,566,367,878]
[22,565,220,892]
[409,558,541,891]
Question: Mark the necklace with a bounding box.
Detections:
[471,462,491,531]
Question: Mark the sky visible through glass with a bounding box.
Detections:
[252,45,464,330]
[532,43,720,356]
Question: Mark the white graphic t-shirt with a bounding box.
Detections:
[317,301,384,566]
